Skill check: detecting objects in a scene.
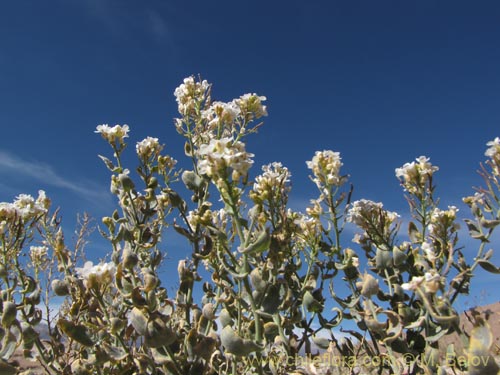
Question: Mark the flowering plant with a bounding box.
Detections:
[0,77,499,375]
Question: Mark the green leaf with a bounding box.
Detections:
[408,221,419,243]
[464,219,488,241]
[477,259,500,274]
[130,307,148,335]
[375,247,392,270]
[312,334,330,349]
[261,284,280,314]
[98,155,116,171]
[0,331,17,360]
[302,291,323,313]
[58,319,94,347]
[102,343,128,361]
[0,360,17,375]
[238,228,271,255]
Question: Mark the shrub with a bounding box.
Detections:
[0,76,499,375]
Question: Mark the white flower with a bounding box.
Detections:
[421,242,437,262]
[13,192,47,221]
[307,150,344,187]
[75,261,116,288]
[0,202,17,220]
[485,137,500,175]
[427,206,460,238]
[251,162,291,204]
[136,137,162,159]
[401,272,440,293]
[347,199,398,227]
[485,137,500,158]
[395,156,439,193]
[197,136,254,182]
[208,101,241,127]
[36,190,51,210]
[234,93,267,119]
[95,124,130,144]
[174,76,210,116]
[30,245,48,265]
[401,276,424,291]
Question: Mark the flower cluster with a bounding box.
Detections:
[395,156,439,194]
[421,241,437,263]
[29,245,48,265]
[293,212,322,245]
[197,136,254,182]
[427,205,460,238]
[0,191,49,225]
[136,137,162,160]
[306,150,344,189]
[75,260,116,288]
[95,124,130,144]
[250,162,291,205]
[401,271,441,293]
[346,199,399,230]
[174,76,210,116]
[485,137,500,176]
[204,101,241,129]
[234,93,267,120]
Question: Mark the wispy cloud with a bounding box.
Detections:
[145,9,171,42]
[0,150,110,203]
[68,0,175,45]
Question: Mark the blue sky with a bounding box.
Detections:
[1,0,499,308]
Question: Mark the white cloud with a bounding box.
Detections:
[0,150,110,203]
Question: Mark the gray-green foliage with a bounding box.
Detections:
[0,77,499,375]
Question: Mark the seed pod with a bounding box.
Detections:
[71,359,91,375]
[118,173,135,192]
[1,301,17,327]
[143,273,158,293]
[122,247,139,270]
[51,279,70,296]
[58,319,94,346]
[182,170,203,191]
[220,326,262,356]
[302,291,323,313]
[375,247,392,270]
[147,176,159,189]
[250,268,267,292]
[393,246,407,267]
[145,318,176,348]
[202,303,216,321]
[21,322,38,344]
[360,273,379,298]
[238,228,271,255]
[219,309,233,327]
[167,190,184,208]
